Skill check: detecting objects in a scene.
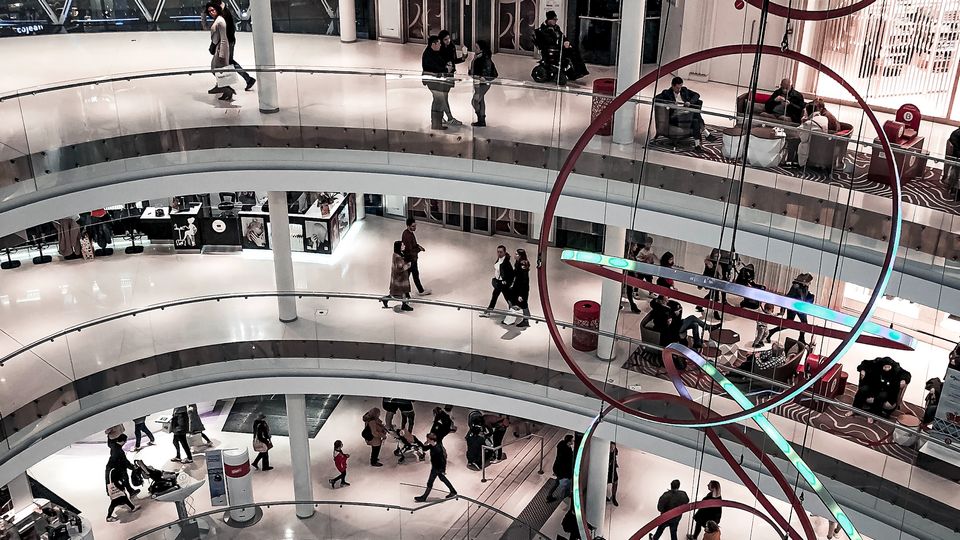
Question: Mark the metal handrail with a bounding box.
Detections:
[0,65,958,168]
[127,493,551,540]
[480,433,545,483]
[0,289,951,451]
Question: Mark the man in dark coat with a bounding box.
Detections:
[849,357,912,422]
[764,77,805,123]
[651,479,690,540]
[414,432,458,501]
[430,405,454,442]
[481,245,514,316]
[422,36,454,130]
[546,434,575,502]
[655,77,714,146]
[537,10,588,80]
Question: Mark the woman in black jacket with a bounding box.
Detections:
[689,480,722,539]
[509,248,531,327]
[422,36,453,130]
[469,39,497,127]
[170,406,193,463]
[251,414,273,470]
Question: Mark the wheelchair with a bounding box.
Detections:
[531,28,577,85]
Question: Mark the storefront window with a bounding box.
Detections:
[0,0,55,36]
[62,0,149,32]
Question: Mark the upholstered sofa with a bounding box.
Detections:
[654,99,704,145]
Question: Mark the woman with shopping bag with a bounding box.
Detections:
[206,2,238,102]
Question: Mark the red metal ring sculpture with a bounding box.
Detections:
[573,393,817,540]
[739,0,877,20]
[536,44,901,427]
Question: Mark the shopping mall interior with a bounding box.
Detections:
[1,1,959,539]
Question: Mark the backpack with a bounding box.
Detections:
[361,424,373,442]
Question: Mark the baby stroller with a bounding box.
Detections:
[134,459,181,496]
[392,429,425,463]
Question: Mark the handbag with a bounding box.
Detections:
[107,474,125,500]
[253,438,268,453]
[131,469,144,487]
[209,42,217,55]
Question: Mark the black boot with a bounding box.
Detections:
[471,115,486,127]
[218,86,236,101]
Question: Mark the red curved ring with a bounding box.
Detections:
[743,0,877,21]
[573,392,816,540]
[536,44,901,427]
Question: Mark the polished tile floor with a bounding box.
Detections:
[28,396,851,540]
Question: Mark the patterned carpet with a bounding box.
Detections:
[648,127,960,215]
[623,351,924,463]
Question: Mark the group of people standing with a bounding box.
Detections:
[421,31,499,130]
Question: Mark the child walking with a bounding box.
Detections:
[329,440,350,488]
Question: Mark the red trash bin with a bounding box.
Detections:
[591,78,616,136]
[572,300,601,352]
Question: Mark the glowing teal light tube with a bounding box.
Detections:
[560,249,916,349]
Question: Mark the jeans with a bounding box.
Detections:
[651,521,679,540]
[107,495,135,518]
[420,468,456,498]
[472,83,490,118]
[370,444,382,464]
[252,451,270,469]
[401,410,415,432]
[331,470,347,486]
[384,410,396,431]
[409,259,425,293]
[487,279,509,310]
[172,432,192,460]
[767,309,808,342]
[429,88,446,116]
[678,315,707,348]
[548,477,571,500]
[134,421,155,447]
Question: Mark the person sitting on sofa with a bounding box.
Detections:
[807,97,839,131]
[763,78,805,123]
[655,76,716,148]
[846,357,912,423]
[796,102,831,168]
[734,339,808,373]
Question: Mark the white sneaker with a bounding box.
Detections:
[418,289,432,296]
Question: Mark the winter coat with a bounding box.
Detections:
[170,407,189,434]
[362,408,387,447]
[422,47,453,91]
[657,488,690,525]
[334,450,349,473]
[389,253,411,296]
[187,405,206,434]
[428,442,448,473]
[552,441,573,480]
[470,53,498,82]
[693,493,722,525]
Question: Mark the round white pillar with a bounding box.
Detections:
[339,0,357,43]
[267,191,298,322]
[597,225,626,360]
[285,394,314,518]
[585,437,611,533]
[250,0,279,113]
[612,0,645,145]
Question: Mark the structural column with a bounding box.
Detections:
[339,0,357,43]
[286,394,314,518]
[585,437,611,534]
[355,193,366,221]
[267,191,298,322]
[250,0,279,113]
[612,0,644,145]
[6,473,33,511]
[597,225,626,360]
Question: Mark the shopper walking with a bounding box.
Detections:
[188,404,213,447]
[402,218,430,295]
[203,0,255,91]
[650,479,689,540]
[170,406,193,464]
[438,30,466,125]
[108,435,140,498]
[688,480,722,539]
[414,432,458,501]
[469,40,498,127]
[607,442,620,506]
[430,405,455,443]
[329,440,350,488]
[508,248,531,327]
[362,407,388,466]
[382,240,414,311]
[251,414,273,471]
[105,464,139,522]
[480,245,514,317]
[205,2,238,102]
[132,416,155,451]
[422,36,453,130]
[767,273,814,343]
[546,434,575,502]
